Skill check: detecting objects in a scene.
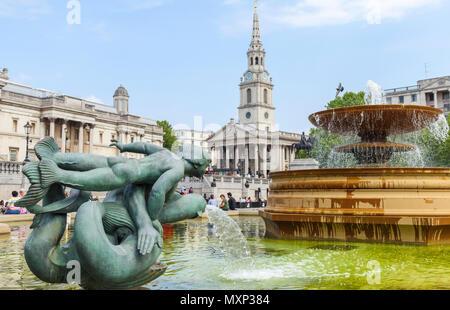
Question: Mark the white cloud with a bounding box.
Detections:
[221,0,441,32]
[0,0,52,19]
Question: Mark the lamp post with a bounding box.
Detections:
[24,121,32,163]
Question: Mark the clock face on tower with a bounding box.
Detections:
[265,112,269,119]
[246,72,253,80]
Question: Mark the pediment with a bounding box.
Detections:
[421,76,450,90]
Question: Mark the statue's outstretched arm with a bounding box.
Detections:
[110,140,165,156]
[147,167,184,220]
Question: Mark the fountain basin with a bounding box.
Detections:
[260,168,450,245]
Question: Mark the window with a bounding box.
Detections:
[264,89,268,104]
[131,136,134,143]
[99,133,103,144]
[250,58,253,65]
[429,93,435,101]
[411,94,417,102]
[247,89,252,104]
[386,97,392,104]
[443,92,450,100]
[255,57,259,65]
[31,123,36,134]
[12,119,18,132]
[9,148,18,162]
[399,96,404,104]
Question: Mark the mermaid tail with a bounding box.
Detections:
[35,136,59,160]
[16,159,63,208]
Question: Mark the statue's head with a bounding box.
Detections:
[178,145,212,178]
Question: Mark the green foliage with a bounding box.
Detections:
[326,91,366,109]
[157,120,177,150]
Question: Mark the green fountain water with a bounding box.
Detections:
[2,217,450,290]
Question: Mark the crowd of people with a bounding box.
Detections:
[0,189,28,215]
[204,192,267,211]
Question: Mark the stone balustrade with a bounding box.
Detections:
[0,161,22,175]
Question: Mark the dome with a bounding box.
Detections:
[114,84,129,97]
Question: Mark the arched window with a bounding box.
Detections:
[261,57,264,65]
[247,89,252,104]
[250,57,253,65]
[255,57,259,65]
[264,89,268,104]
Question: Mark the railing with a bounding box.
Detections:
[0,161,22,175]
[384,85,419,94]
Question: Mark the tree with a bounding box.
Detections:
[157,120,177,151]
[326,91,366,109]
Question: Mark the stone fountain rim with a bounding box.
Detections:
[270,167,450,177]
[309,104,443,119]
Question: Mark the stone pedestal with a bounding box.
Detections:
[289,158,319,170]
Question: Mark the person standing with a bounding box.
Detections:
[219,194,229,211]
[227,192,237,210]
[189,187,194,194]
[0,200,5,214]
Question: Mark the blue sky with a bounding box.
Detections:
[1,0,450,133]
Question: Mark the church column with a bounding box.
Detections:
[254,144,259,174]
[78,123,84,153]
[245,144,249,175]
[49,118,55,138]
[225,146,230,169]
[217,146,222,169]
[61,120,67,153]
[261,144,267,177]
[234,146,239,171]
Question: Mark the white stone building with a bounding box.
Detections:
[0,70,163,163]
[384,76,450,113]
[174,129,213,152]
[206,5,301,177]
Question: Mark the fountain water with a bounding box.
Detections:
[260,81,450,245]
[205,205,251,259]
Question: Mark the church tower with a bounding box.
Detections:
[238,1,275,132]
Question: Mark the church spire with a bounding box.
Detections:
[250,0,263,51]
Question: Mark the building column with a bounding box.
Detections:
[89,124,95,154]
[217,146,222,169]
[245,144,249,175]
[254,144,259,174]
[234,146,239,170]
[49,118,55,138]
[61,120,67,153]
[434,90,439,108]
[40,118,46,138]
[78,123,84,153]
[225,146,230,169]
[261,144,267,177]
